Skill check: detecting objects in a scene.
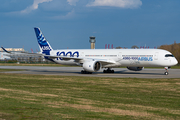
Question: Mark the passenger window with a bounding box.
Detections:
[165,54,174,57]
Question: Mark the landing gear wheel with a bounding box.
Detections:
[164,72,168,75]
[164,67,169,75]
[81,70,92,74]
[81,70,84,74]
[103,68,114,73]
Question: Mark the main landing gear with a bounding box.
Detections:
[81,70,92,74]
[164,67,170,75]
[103,68,114,73]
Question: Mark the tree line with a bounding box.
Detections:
[158,41,180,65]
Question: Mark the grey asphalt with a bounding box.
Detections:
[0,66,180,78]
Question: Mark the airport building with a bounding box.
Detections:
[0,48,25,60]
[0,48,44,63]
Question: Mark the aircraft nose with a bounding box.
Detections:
[173,58,178,66]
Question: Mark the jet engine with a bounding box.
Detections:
[83,61,101,72]
[127,67,144,71]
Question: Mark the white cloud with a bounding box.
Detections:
[87,0,142,9]
[67,0,79,6]
[52,9,75,20]
[21,0,53,14]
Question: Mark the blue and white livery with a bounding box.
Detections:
[2,27,178,75]
[34,28,53,55]
[33,27,178,75]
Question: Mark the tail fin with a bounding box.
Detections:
[34,27,53,55]
[1,47,11,53]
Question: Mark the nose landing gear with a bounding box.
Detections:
[164,67,170,75]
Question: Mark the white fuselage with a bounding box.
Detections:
[48,49,178,68]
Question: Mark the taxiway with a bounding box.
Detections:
[0,66,180,78]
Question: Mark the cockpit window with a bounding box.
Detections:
[165,54,174,57]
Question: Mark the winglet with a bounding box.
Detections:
[1,47,11,53]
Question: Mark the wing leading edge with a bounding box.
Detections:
[1,47,116,65]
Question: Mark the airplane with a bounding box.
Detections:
[2,27,178,75]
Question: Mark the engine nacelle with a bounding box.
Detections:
[127,67,144,71]
[83,61,101,72]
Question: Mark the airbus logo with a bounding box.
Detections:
[57,51,79,60]
[138,57,153,61]
[123,56,153,61]
[41,46,51,51]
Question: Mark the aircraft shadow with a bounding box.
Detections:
[115,71,163,75]
[29,69,164,76]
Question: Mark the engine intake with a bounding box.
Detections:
[83,61,101,72]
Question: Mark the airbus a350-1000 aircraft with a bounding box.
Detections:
[2,27,178,75]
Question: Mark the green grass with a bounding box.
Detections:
[0,74,179,119]
[0,69,24,72]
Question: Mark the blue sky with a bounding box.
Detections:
[0,0,180,52]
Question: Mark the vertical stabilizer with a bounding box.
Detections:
[34,27,53,55]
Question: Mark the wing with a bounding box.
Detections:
[44,55,116,65]
[1,47,116,65]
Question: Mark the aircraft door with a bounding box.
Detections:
[118,52,122,60]
[81,52,85,57]
[154,52,159,60]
